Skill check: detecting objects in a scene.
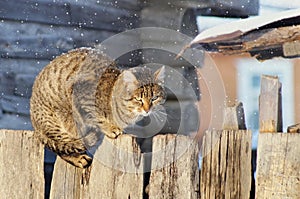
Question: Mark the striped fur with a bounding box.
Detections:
[30,48,165,168]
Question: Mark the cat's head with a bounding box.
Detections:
[113,66,166,121]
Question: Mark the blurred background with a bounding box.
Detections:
[1,0,300,198]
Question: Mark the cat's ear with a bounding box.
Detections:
[154,66,165,83]
[122,70,137,83]
[121,70,138,90]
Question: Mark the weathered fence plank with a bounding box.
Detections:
[50,134,144,199]
[148,134,199,199]
[88,134,144,198]
[222,102,246,130]
[201,130,252,199]
[259,75,282,132]
[256,133,300,199]
[0,130,44,199]
[49,160,86,199]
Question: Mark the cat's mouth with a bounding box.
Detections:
[142,110,151,117]
[135,109,152,120]
[136,105,165,120]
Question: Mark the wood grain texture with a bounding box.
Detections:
[1,95,30,115]
[223,102,246,130]
[0,36,74,59]
[0,130,44,199]
[256,133,300,199]
[259,75,282,132]
[49,160,87,199]
[287,123,300,133]
[220,25,300,55]
[50,134,144,199]
[195,24,300,60]
[148,134,199,199]
[0,0,140,31]
[201,130,252,199]
[0,20,116,55]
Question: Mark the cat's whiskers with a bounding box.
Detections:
[156,109,167,116]
[142,110,150,117]
[157,109,176,128]
[151,110,167,124]
[158,106,177,120]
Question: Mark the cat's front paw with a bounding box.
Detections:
[61,154,92,168]
[105,127,123,139]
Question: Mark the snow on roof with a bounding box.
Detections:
[260,0,300,9]
[190,8,300,44]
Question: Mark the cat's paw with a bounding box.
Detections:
[61,154,92,168]
[105,127,123,139]
[77,154,93,168]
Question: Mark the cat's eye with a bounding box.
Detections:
[134,97,142,102]
[151,96,159,101]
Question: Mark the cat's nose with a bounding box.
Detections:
[143,101,150,113]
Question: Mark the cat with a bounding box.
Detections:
[30,47,166,168]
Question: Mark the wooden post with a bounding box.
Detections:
[0,130,44,198]
[223,102,246,130]
[256,73,300,198]
[201,102,252,199]
[50,134,144,199]
[49,159,87,199]
[201,130,252,199]
[256,133,300,198]
[148,134,199,199]
[259,75,282,132]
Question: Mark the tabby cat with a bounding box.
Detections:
[30,48,166,168]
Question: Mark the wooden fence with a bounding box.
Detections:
[0,75,299,199]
